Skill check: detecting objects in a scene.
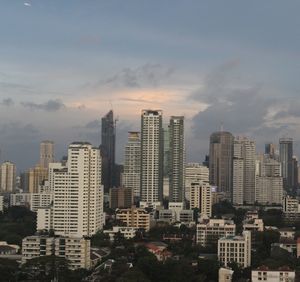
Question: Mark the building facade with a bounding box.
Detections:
[40,140,54,169]
[190,181,212,217]
[0,161,16,192]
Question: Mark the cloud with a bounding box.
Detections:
[103,63,175,88]
[24,2,31,7]
[21,99,66,112]
[85,119,101,129]
[0,98,14,106]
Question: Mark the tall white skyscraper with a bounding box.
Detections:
[169,116,185,204]
[40,141,54,169]
[38,142,104,237]
[122,132,141,198]
[232,137,256,205]
[140,110,163,208]
[0,161,16,192]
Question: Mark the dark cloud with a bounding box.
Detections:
[21,99,66,112]
[0,98,14,106]
[103,64,175,88]
[85,119,101,129]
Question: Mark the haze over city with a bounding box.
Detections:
[1,1,300,171]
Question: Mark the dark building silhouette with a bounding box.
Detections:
[101,110,116,192]
[279,138,293,192]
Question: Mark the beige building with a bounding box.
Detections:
[190,181,212,217]
[22,235,91,270]
[196,218,236,247]
[104,226,137,241]
[218,231,251,268]
[40,140,54,169]
[109,187,133,209]
[219,267,233,282]
[252,266,295,282]
[0,161,16,192]
[28,165,48,193]
[116,206,150,231]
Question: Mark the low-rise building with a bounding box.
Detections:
[243,218,264,232]
[10,193,31,207]
[0,195,3,212]
[145,242,171,261]
[218,231,251,268]
[196,218,236,247]
[22,235,91,270]
[179,210,194,224]
[158,209,176,223]
[103,226,137,241]
[252,266,295,282]
[37,206,53,231]
[30,192,53,212]
[272,238,297,255]
[279,228,295,239]
[116,206,150,231]
[0,241,20,259]
[219,267,233,282]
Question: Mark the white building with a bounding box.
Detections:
[0,195,3,212]
[218,231,251,268]
[103,226,137,241]
[30,192,53,212]
[0,161,16,192]
[243,218,264,232]
[255,156,283,205]
[37,207,53,230]
[10,193,31,207]
[283,196,300,214]
[252,266,295,282]
[232,137,256,205]
[121,132,141,198]
[196,218,236,247]
[22,235,91,270]
[38,142,104,237]
[190,181,212,217]
[185,163,209,202]
[140,110,163,208]
[219,267,234,282]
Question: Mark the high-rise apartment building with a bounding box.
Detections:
[209,131,234,200]
[28,164,48,193]
[279,138,293,192]
[185,163,209,202]
[232,137,256,205]
[169,116,185,203]
[101,110,116,192]
[140,110,163,208]
[122,132,141,198]
[0,161,16,192]
[37,142,104,237]
[190,181,212,217]
[265,143,276,159]
[109,187,133,209]
[40,140,54,169]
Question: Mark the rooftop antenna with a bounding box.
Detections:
[220,122,224,132]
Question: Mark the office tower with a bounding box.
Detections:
[232,137,256,205]
[101,110,116,192]
[279,138,293,192]
[28,165,48,193]
[37,142,104,237]
[185,163,209,201]
[292,156,298,191]
[190,181,212,217]
[140,110,163,208]
[169,116,185,203]
[209,131,234,200]
[265,143,276,159]
[109,187,133,209]
[0,161,16,192]
[122,132,141,198]
[255,156,283,204]
[40,140,54,169]
[163,125,171,177]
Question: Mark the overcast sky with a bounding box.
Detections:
[1,0,300,171]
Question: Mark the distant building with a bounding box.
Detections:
[104,226,137,241]
[243,218,264,232]
[190,181,212,217]
[0,161,16,192]
[218,231,251,268]
[28,165,48,194]
[0,196,3,212]
[219,267,233,282]
[252,266,295,282]
[116,206,150,231]
[109,187,133,209]
[22,235,91,270]
[279,138,293,192]
[10,193,31,207]
[40,140,54,169]
[196,218,236,247]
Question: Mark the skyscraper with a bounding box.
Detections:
[279,138,293,192]
[0,161,16,192]
[122,132,141,198]
[38,142,104,237]
[140,110,163,208]
[101,110,116,192]
[265,143,276,159]
[40,141,54,169]
[209,131,234,200]
[232,137,256,205]
[169,116,185,203]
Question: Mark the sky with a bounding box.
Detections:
[1,0,300,171]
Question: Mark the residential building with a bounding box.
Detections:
[37,207,53,231]
[22,235,91,270]
[104,226,137,241]
[0,161,16,192]
[196,218,236,247]
[30,192,53,212]
[10,193,31,207]
[109,187,133,209]
[219,267,234,282]
[243,218,264,232]
[190,181,212,217]
[185,163,209,202]
[28,165,48,193]
[0,196,3,212]
[121,132,141,198]
[218,231,251,268]
[116,206,150,231]
[40,140,54,169]
[140,110,163,208]
[252,266,295,282]
[209,131,234,200]
[169,116,185,204]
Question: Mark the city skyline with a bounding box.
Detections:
[1,1,300,171]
